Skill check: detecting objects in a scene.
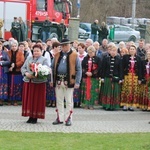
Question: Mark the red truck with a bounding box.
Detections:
[0,0,72,41]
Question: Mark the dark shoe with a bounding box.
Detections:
[52,103,56,108]
[52,119,63,125]
[31,118,37,124]
[47,103,52,107]
[0,103,3,106]
[65,119,72,126]
[123,106,128,111]
[26,117,33,123]
[128,107,134,111]
[13,102,18,106]
[148,122,150,124]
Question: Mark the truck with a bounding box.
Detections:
[0,0,72,41]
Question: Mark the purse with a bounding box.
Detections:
[141,79,146,84]
[112,76,120,83]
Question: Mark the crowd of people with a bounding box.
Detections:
[0,34,150,125]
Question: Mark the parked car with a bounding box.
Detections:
[108,24,141,42]
[79,22,91,38]
[64,27,89,40]
[78,27,90,39]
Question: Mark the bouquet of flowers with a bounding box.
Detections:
[30,63,51,80]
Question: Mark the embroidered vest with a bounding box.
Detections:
[54,50,77,88]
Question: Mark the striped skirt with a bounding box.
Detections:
[100,77,121,110]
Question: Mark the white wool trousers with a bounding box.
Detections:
[55,81,74,122]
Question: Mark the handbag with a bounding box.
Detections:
[112,76,120,83]
[141,79,146,84]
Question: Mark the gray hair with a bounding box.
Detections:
[10,40,18,48]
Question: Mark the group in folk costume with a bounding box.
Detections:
[139,50,150,110]
[81,45,101,109]
[100,45,123,110]
[121,44,142,111]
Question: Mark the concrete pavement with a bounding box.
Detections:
[0,106,150,133]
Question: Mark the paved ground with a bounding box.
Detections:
[0,105,150,133]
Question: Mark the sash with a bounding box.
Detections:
[86,58,92,100]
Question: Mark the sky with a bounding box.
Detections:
[0,1,26,36]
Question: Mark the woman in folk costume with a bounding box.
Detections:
[21,44,51,124]
[81,45,101,109]
[7,40,24,106]
[47,41,60,107]
[139,50,150,111]
[100,45,123,110]
[0,42,11,106]
[73,43,87,108]
[121,44,142,111]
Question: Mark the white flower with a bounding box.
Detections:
[37,64,50,78]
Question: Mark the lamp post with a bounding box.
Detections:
[132,0,136,29]
[77,0,80,18]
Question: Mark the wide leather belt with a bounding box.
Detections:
[57,74,67,81]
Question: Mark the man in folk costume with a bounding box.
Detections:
[51,39,82,126]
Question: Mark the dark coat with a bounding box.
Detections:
[101,54,123,80]
[122,54,142,80]
[0,50,11,73]
[136,47,146,61]
[42,20,51,32]
[98,26,108,39]
[91,23,99,34]
[82,55,101,78]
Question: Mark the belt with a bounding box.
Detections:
[57,74,67,81]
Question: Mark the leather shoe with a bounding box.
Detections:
[123,106,127,111]
[65,119,72,126]
[31,118,37,124]
[52,119,63,125]
[26,117,33,123]
[128,107,134,111]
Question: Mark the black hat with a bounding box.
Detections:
[60,38,71,45]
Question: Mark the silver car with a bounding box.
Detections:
[109,24,141,42]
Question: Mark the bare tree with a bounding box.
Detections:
[70,0,150,23]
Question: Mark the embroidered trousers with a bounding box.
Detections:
[55,81,74,122]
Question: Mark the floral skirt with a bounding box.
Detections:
[139,76,150,110]
[81,77,100,106]
[46,81,56,101]
[0,67,9,100]
[100,77,121,109]
[121,73,140,107]
[73,88,81,103]
[8,74,23,101]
